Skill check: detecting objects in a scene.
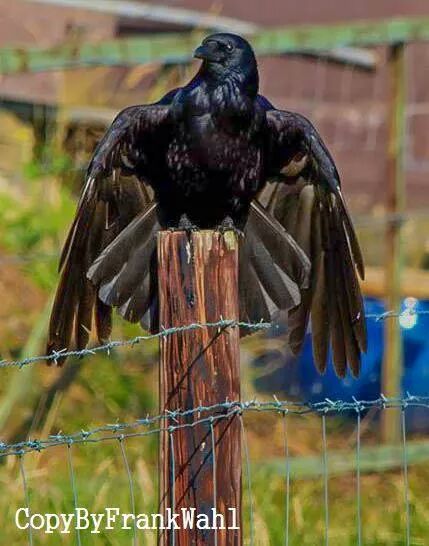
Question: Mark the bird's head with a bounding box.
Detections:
[194,33,258,94]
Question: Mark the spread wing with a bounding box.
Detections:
[47,104,171,363]
[260,108,366,377]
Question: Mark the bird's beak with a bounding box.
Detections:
[194,42,220,63]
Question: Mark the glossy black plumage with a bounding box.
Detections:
[47,33,366,376]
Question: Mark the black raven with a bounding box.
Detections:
[47,33,366,377]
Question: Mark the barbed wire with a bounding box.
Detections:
[0,320,272,369]
[1,309,428,370]
[1,394,427,459]
[367,309,429,321]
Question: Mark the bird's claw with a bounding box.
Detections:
[216,217,244,238]
[168,214,199,234]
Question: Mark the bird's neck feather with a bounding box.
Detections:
[199,68,259,118]
[204,65,258,96]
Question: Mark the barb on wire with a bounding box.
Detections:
[2,395,429,459]
[0,319,273,369]
[366,309,429,321]
[1,308,428,370]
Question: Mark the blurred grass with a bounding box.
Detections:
[0,103,429,545]
[0,175,75,290]
[2,409,429,545]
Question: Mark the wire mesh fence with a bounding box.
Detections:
[1,315,429,545]
[2,394,425,458]
[4,395,424,546]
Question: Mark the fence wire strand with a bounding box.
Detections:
[2,395,429,459]
[2,395,427,544]
[355,410,362,546]
[402,409,411,546]
[322,414,330,546]
[240,414,254,546]
[1,310,428,370]
[67,444,81,546]
[282,411,290,546]
[210,420,218,546]
[119,437,138,546]
[169,428,176,546]
[0,320,272,369]
[18,455,33,546]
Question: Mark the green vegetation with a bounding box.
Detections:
[0,178,75,290]
[0,110,428,546]
[2,408,429,545]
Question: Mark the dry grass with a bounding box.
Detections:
[1,152,429,545]
[1,377,429,545]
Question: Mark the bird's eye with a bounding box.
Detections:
[226,43,234,52]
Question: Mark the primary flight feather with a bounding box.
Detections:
[47,33,366,377]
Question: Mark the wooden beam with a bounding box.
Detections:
[158,231,241,546]
[295,46,376,68]
[381,44,407,444]
[256,439,429,480]
[254,17,429,53]
[0,32,203,75]
[27,0,258,34]
[0,35,377,76]
[14,14,429,75]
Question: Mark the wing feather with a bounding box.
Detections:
[261,107,367,376]
[47,103,170,363]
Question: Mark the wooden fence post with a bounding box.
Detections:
[382,43,406,443]
[158,230,242,546]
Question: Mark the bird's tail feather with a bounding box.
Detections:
[238,202,311,329]
[87,200,311,336]
[87,204,160,332]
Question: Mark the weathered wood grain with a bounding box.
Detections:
[158,231,241,546]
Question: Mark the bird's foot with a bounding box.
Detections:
[168,214,199,234]
[216,216,244,237]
